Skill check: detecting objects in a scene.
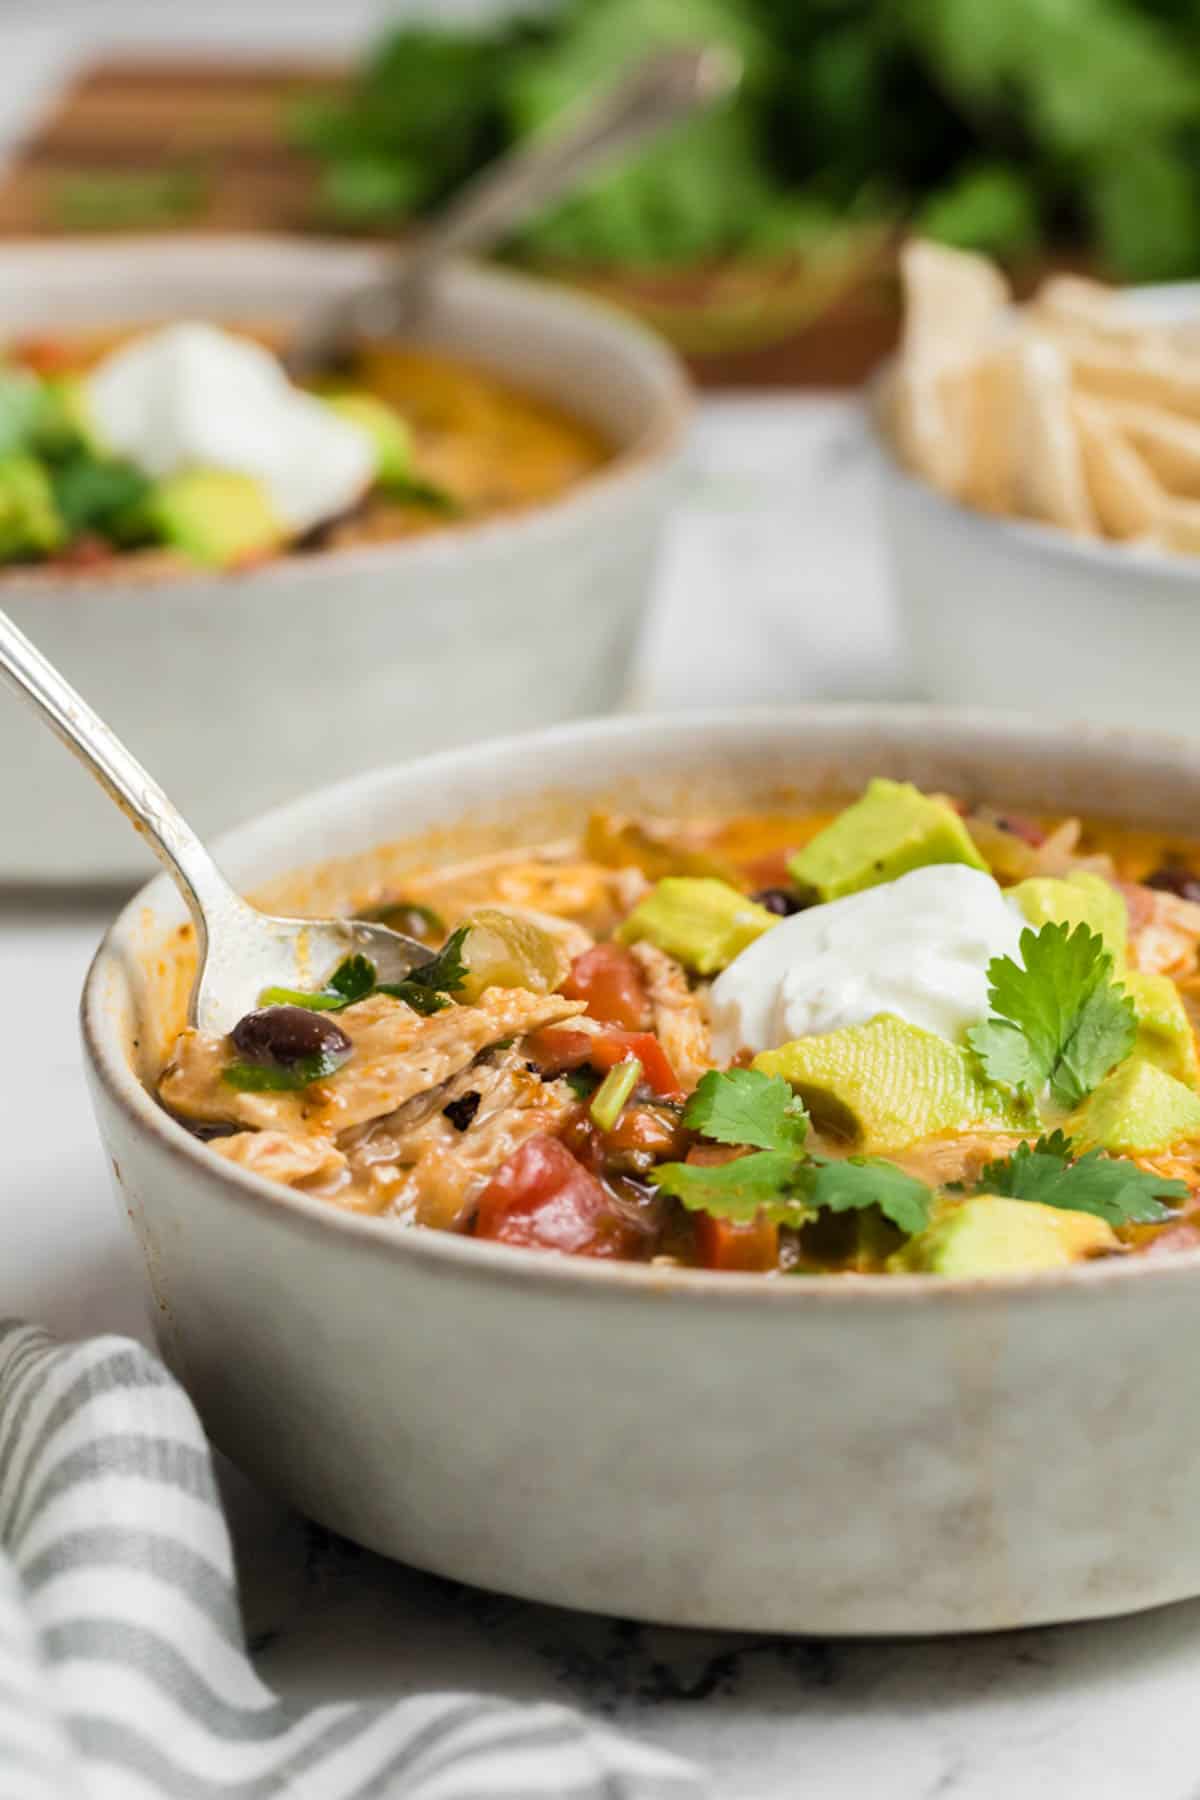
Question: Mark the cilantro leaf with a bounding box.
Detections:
[651,1150,815,1225]
[329,954,377,1003]
[683,1067,809,1153]
[260,952,377,1013]
[652,1142,934,1237]
[967,922,1137,1109]
[794,1157,935,1238]
[222,1047,348,1091]
[259,934,468,1019]
[378,926,469,1016]
[976,1132,1186,1226]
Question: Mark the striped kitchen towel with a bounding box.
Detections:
[0,1323,707,1800]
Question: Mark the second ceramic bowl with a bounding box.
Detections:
[0,236,690,884]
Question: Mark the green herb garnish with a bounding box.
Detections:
[589,1056,642,1132]
[652,1149,818,1225]
[260,952,377,1012]
[967,923,1137,1109]
[974,1131,1186,1226]
[50,451,153,540]
[259,934,468,1018]
[222,1047,349,1091]
[377,926,470,1015]
[684,1066,809,1152]
[651,1066,934,1235]
[565,1068,601,1101]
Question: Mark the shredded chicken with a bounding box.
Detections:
[208,1130,347,1189]
[159,987,585,1134]
[1125,885,1200,977]
[363,1056,576,1227]
[629,942,713,1092]
[891,1130,1028,1192]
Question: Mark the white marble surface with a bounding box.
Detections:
[6,12,1200,1796]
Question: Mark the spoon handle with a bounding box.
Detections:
[399,44,740,288]
[288,43,739,370]
[0,608,237,930]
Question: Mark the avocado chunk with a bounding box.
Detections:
[1068,1055,1200,1154]
[145,469,285,567]
[324,392,412,487]
[892,1195,1118,1275]
[1010,870,1128,964]
[32,372,98,459]
[1125,971,1200,1087]
[753,1013,1030,1151]
[0,452,64,558]
[616,877,778,975]
[788,779,988,902]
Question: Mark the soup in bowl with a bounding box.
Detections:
[0,237,688,881]
[82,709,1200,1634]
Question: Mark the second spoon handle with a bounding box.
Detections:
[0,608,236,930]
[287,43,739,371]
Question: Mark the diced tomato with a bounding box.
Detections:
[529,1025,681,1097]
[693,1211,780,1273]
[474,1135,641,1258]
[741,849,792,890]
[12,336,75,376]
[560,943,651,1031]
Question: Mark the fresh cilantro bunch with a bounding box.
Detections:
[259,929,469,1020]
[967,922,1136,1110]
[651,1068,935,1236]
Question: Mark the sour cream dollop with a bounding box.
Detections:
[86,322,376,533]
[709,864,1025,1060]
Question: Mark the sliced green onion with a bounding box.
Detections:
[258,985,348,1012]
[222,1047,348,1091]
[589,1056,642,1132]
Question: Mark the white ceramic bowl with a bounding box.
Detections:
[870,283,1200,734]
[83,705,1200,1636]
[0,236,690,885]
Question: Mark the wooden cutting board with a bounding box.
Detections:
[0,56,903,386]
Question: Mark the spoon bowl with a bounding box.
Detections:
[0,608,431,1034]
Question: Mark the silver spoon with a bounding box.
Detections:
[0,608,433,1035]
[284,42,741,379]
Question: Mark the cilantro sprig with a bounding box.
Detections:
[259,929,469,1020]
[650,1068,935,1236]
[685,1067,809,1153]
[967,922,1137,1109]
[975,1131,1186,1226]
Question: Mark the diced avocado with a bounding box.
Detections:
[457,908,570,1003]
[891,1196,1117,1275]
[753,1013,1031,1151]
[616,877,777,976]
[1068,1056,1200,1154]
[32,373,98,459]
[1125,971,1200,1087]
[324,392,412,487]
[144,469,286,568]
[0,452,64,558]
[1010,870,1128,965]
[787,778,988,902]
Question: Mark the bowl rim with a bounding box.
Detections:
[0,234,693,597]
[81,702,1200,1307]
[866,275,1200,585]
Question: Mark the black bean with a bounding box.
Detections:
[1146,866,1200,904]
[753,886,804,917]
[443,1092,481,1132]
[230,1005,352,1069]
